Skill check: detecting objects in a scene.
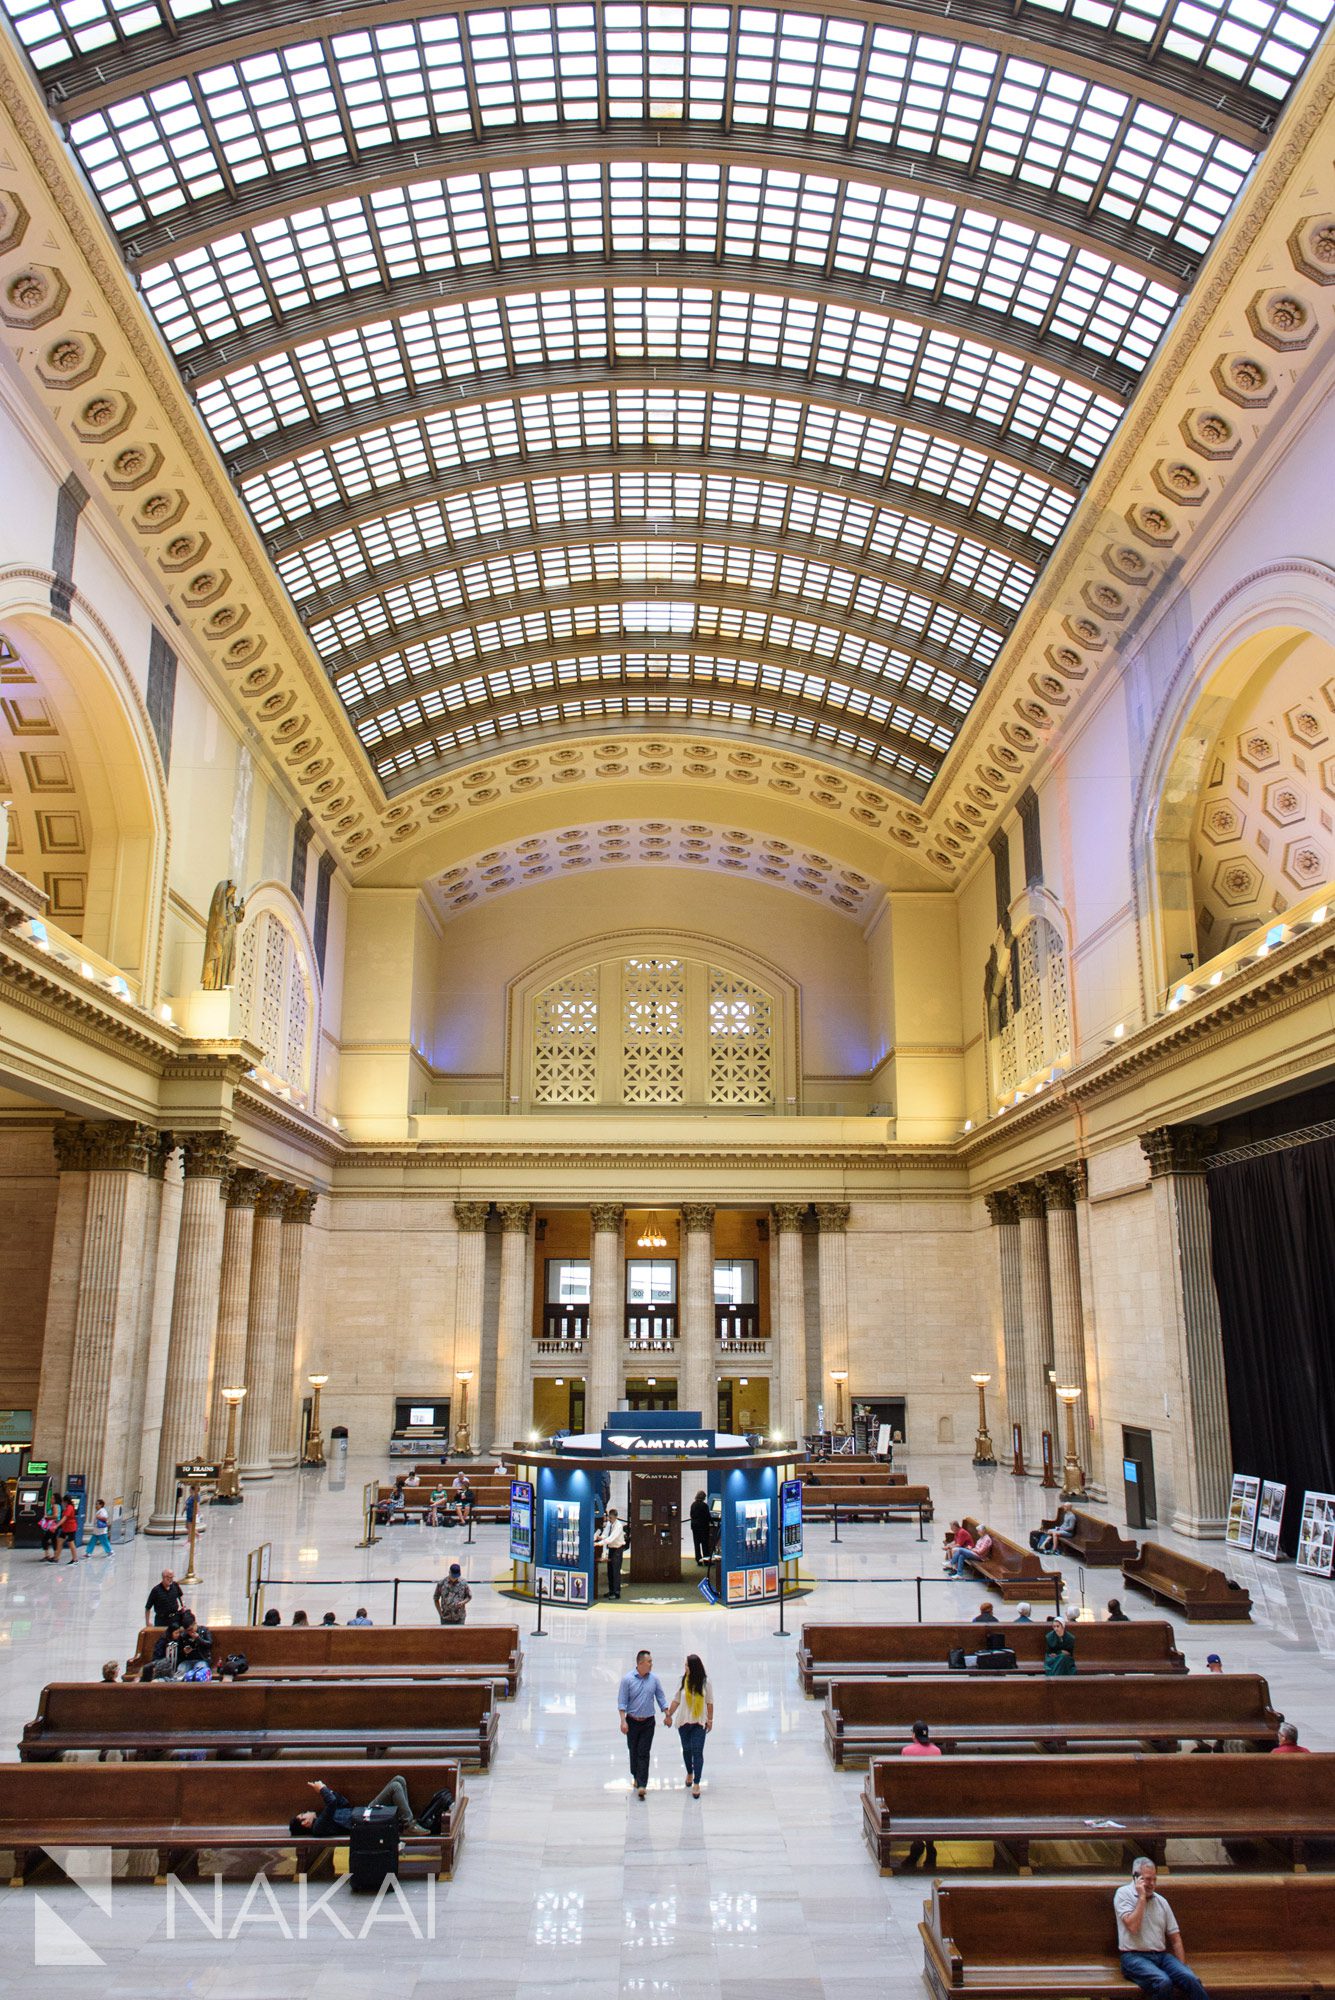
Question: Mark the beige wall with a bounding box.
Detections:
[0,1123,57,1417]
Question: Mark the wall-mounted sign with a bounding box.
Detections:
[176,1461,220,1481]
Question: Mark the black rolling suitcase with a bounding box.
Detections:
[348,1804,399,1892]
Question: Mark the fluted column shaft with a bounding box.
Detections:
[1016,1182,1057,1469]
[986,1190,1027,1467]
[1070,1160,1106,1492]
[493,1202,533,1449]
[1042,1168,1092,1484]
[680,1204,716,1425]
[123,1137,175,1503]
[208,1170,262,1460]
[1142,1126,1231,1536]
[135,1155,183,1510]
[452,1202,489,1445]
[588,1205,625,1428]
[60,1121,155,1506]
[815,1204,850,1427]
[270,1188,317,1468]
[148,1133,233,1527]
[770,1204,807,1444]
[239,1180,286,1481]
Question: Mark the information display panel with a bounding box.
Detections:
[1297,1490,1335,1575]
[1225,1473,1260,1549]
[780,1478,804,1560]
[509,1480,534,1562]
[1255,1481,1287,1562]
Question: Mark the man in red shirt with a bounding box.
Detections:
[1272,1722,1310,1753]
[899,1721,942,1872]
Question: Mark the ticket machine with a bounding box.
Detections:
[12,1461,54,1547]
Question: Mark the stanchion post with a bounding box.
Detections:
[917,1503,925,1543]
[772,1567,787,1638]
[392,1577,401,1625]
[466,1511,474,1545]
[530,1575,548,1638]
[832,1501,841,1545]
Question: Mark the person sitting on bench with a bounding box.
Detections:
[289,1776,429,1838]
[1273,1721,1310,1753]
[1044,1617,1076,1676]
[454,1481,476,1526]
[1114,1857,1210,2000]
[944,1521,974,1573]
[1038,1507,1077,1553]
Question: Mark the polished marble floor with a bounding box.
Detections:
[0,1450,1331,2000]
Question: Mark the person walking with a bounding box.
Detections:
[665,1652,713,1796]
[1114,1858,1210,2000]
[433,1562,472,1624]
[56,1492,79,1564]
[597,1507,626,1599]
[689,1491,713,1566]
[86,1498,113,1559]
[38,1503,58,1562]
[618,1647,671,1799]
[145,1568,185,1626]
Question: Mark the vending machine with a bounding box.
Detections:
[12,1461,54,1547]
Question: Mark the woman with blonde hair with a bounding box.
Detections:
[665,1652,714,1797]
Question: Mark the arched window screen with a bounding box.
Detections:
[530,954,775,1108]
[237,907,313,1100]
[986,915,1069,1104]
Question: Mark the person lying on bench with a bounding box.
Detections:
[1114,1858,1210,2000]
[290,1777,430,1838]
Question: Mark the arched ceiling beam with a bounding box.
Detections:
[294,520,1017,636]
[45,0,1271,147]
[343,630,973,737]
[124,126,1194,290]
[191,254,1140,407]
[241,360,1088,523]
[319,579,997,692]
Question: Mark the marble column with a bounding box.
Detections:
[135,1151,183,1512]
[814,1203,850,1428]
[60,1120,155,1507]
[680,1203,717,1426]
[588,1204,625,1428]
[1141,1125,1232,1536]
[1042,1166,1093,1493]
[270,1187,318,1470]
[208,1169,263,1461]
[985,1189,1027,1470]
[122,1134,176,1506]
[452,1201,489,1451]
[239,1178,287,1482]
[1070,1159,1106,1493]
[148,1131,233,1529]
[33,1131,92,1474]
[492,1201,533,1450]
[770,1203,808,1444]
[1015,1180,1057,1473]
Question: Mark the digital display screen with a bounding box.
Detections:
[409,1405,437,1426]
[509,1480,534,1562]
[780,1478,804,1559]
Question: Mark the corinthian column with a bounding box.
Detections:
[985,1189,1026,1471]
[492,1202,533,1450]
[123,1134,176,1503]
[239,1179,287,1481]
[815,1203,850,1427]
[452,1202,489,1448]
[208,1169,263,1460]
[1140,1125,1231,1536]
[770,1203,808,1444]
[270,1187,317,1469]
[1041,1167,1093,1491]
[588,1204,625,1428]
[148,1131,233,1529]
[1015,1181,1057,1472]
[680,1203,717,1426]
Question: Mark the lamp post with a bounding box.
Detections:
[830,1369,848,1435]
[1057,1384,1086,1498]
[216,1386,247,1501]
[970,1372,996,1467]
[454,1370,474,1457]
[302,1373,328,1468]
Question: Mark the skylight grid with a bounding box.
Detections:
[1024,0,1328,99]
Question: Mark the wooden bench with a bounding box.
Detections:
[124,1623,522,1694]
[865,1751,1335,1872]
[800,1484,934,1522]
[920,1874,1335,1999]
[0,1759,466,1885]
[797,1465,908,1487]
[1039,1510,1138,1568]
[21,1680,499,1768]
[798,1620,1185,1694]
[961,1519,1062,1602]
[823,1671,1281,1766]
[1122,1542,1252,1621]
[377,1481,510,1522]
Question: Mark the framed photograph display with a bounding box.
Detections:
[746,1567,764,1599]
[1225,1474,1260,1550]
[1255,1481,1287,1562]
[549,1569,568,1602]
[726,1570,745,1604]
[535,1567,552,1600]
[763,1565,779,1597]
[1296,1490,1335,1576]
[567,1572,588,1605]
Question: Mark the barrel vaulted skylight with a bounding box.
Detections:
[6,0,1331,799]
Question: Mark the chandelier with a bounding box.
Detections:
[636,1213,668,1250]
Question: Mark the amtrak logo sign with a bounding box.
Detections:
[604,1433,712,1453]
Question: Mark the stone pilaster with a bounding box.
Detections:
[207,1168,263,1460]
[588,1203,625,1429]
[452,1201,489,1444]
[1041,1167,1093,1494]
[985,1188,1026,1468]
[1015,1180,1057,1468]
[1140,1124,1231,1536]
[239,1178,287,1481]
[148,1131,233,1529]
[269,1187,317,1469]
[770,1203,808,1445]
[814,1203,850,1427]
[680,1203,717,1426]
[492,1201,533,1450]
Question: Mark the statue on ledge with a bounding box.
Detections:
[201,879,246,990]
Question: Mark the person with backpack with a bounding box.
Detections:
[289,1776,445,1839]
[433,1563,472,1624]
[86,1498,113,1559]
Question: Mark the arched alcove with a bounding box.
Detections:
[234,882,321,1106]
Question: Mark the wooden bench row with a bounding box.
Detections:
[798,1621,1186,1695]
[961,1517,1062,1603]
[21,1680,499,1768]
[378,1482,509,1522]
[0,1760,466,1885]
[1123,1541,1253,1621]
[823,1672,1281,1766]
[864,1752,1331,1872]
[125,1622,522,1694]
[921,1875,1335,1998]
[800,1484,933,1522]
[1041,1509,1138,1568]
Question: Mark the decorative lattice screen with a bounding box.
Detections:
[532,967,599,1104]
[989,916,1070,1102]
[237,907,312,1096]
[707,966,774,1105]
[621,957,686,1104]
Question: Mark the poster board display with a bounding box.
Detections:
[780,1478,804,1560]
[1225,1474,1260,1549]
[1296,1489,1335,1575]
[1255,1481,1287,1562]
[509,1480,534,1563]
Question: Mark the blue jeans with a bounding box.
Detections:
[950,1549,973,1575]
[678,1722,706,1783]
[1120,1950,1209,2000]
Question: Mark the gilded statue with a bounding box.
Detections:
[201,879,245,990]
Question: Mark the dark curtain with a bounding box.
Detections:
[1207,1133,1335,1552]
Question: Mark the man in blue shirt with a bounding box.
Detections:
[618,1648,671,1798]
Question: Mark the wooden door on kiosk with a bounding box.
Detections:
[629,1469,682,1583]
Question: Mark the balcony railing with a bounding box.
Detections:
[714,1304,761,1346]
[538,1304,588,1351]
[624,1304,677,1350]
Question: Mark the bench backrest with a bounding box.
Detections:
[927,1878,1335,1965]
[801,1485,930,1505]
[1131,1543,1241,1592]
[871,1750,1334,1819]
[0,1759,462,1830]
[802,1621,1183,1671]
[130,1623,517,1673]
[35,1680,493,1734]
[962,1520,1041,1576]
[829,1672,1275,1728]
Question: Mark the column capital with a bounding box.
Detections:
[1140,1124,1213,1178]
[814,1202,850,1233]
[590,1203,625,1233]
[1069,1158,1089,1203]
[178,1130,236,1180]
[984,1188,1019,1227]
[497,1200,532,1233]
[225,1166,266,1210]
[680,1203,716,1233]
[283,1187,318,1226]
[1039,1168,1077,1213]
[771,1202,808,1232]
[1014,1180,1047,1220]
[53,1118,157,1175]
[147,1132,176,1180]
[253,1175,289,1217]
[454,1200,489,1232]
